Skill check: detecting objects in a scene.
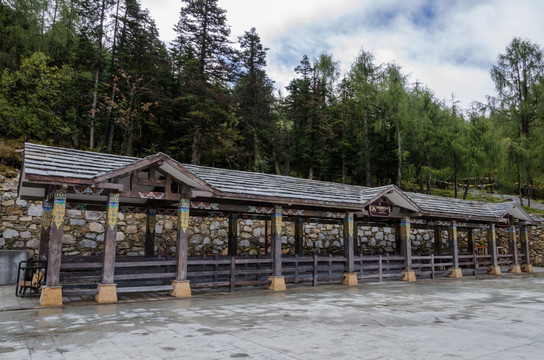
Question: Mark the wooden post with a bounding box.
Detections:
[434,227,442,255]
[145,208,157,257]
[228,213,238,256]
[40,189,66,306]
[487,224,501,275]
[342,212,357,286]
[467,229,475,254]
[508,225,521,273]
[400,217,415,282]
[520,225,533,272]
[38,201,52,261]
[294,217,304,255]
[171,198,191,297]
[96,193,119,303]
[268,205,285,291]
[448,221,462,278]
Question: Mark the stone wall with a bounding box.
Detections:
[1,173,543,265]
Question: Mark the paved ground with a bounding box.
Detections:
[1,272,544,359]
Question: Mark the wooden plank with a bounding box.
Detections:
[176,198,190,281]
[117,285,174,293]
[229,256,236,292]
[271,206,282,276]
[102,193,119,284]
[46,189,66,287]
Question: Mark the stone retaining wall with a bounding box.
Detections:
[1,174,543,264]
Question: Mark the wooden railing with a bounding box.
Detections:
[58,251,520,296]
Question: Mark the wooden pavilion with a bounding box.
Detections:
[17,143,535,306]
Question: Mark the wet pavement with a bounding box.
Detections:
[1,272,544,359]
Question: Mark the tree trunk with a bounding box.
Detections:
[89,0,107,149]
[516,154,523,206]
[364,107,371,186]
[463,178,469,200]
[191,123,202,165]
[454,170,458,198]
[396,119,402,189]
[426,149,431,194]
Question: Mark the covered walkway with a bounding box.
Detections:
[17,143,536,306]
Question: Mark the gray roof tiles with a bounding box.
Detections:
[21,143,532,223]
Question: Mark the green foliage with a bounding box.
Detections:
[1,1,544,204]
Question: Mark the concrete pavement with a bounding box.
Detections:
[1,272,544,359]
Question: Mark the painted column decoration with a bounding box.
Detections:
[96,193,120,303]
[343,212,355,273]
[487,223,501,275]
[271,206,283,277]
[448,221,462,278]
[342,212,358,286]
[38,201,52,261]
[40,189,66,307]
[102,193,119,285]
[228,213,238,256]
[171,199,191,297]
[400,217,415,282]
[294,217,304,256]
[520,226,533,272]
[508,225,521,273]
[401,217,412,269]
[145,208,157,257]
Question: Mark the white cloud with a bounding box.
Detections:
[140,0,544,110]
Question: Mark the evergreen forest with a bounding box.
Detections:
[1,0,544,206]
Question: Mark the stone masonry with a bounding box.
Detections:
[1,173,543,264]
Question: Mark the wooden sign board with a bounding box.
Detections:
[369,201,391,217]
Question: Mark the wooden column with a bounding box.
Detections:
[96,193,119,303]
[487,224,501,275]
[434,228,442,255]
[145,208,157,257]
[268,205,286,291]
[342,212,357,285]
[171,199,191,297]
[294,217,304,256]
[400,217,415,282]
[228,213,238,256]
[467,229,475,254]
[40,189,66,306]
[520,225,533,272]
[448,221,462,278]
[508,225,521,273]
[38,201,52,261]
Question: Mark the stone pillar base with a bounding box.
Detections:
[522,264,533,273]
[170,280,192,298]
[509,265,522,274]
[449,268,463,278]
[400,270,416,282]
[267,276,286,291]
[40,286,63,307]
[342,273,358,286]
[488,266,501,275]
[95,283,118,303]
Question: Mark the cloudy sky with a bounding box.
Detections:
[140,0,544,110]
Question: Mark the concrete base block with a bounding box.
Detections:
[170,280,192,297]
[95,283,118,303]
[509,265,522,274]
[400,270,416,282]
[488,266,501,275]
[449,268,463,278]
[40,286,63,307]
[267,276,286,291]
[342,273,358,286]
[522,264,533,273]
